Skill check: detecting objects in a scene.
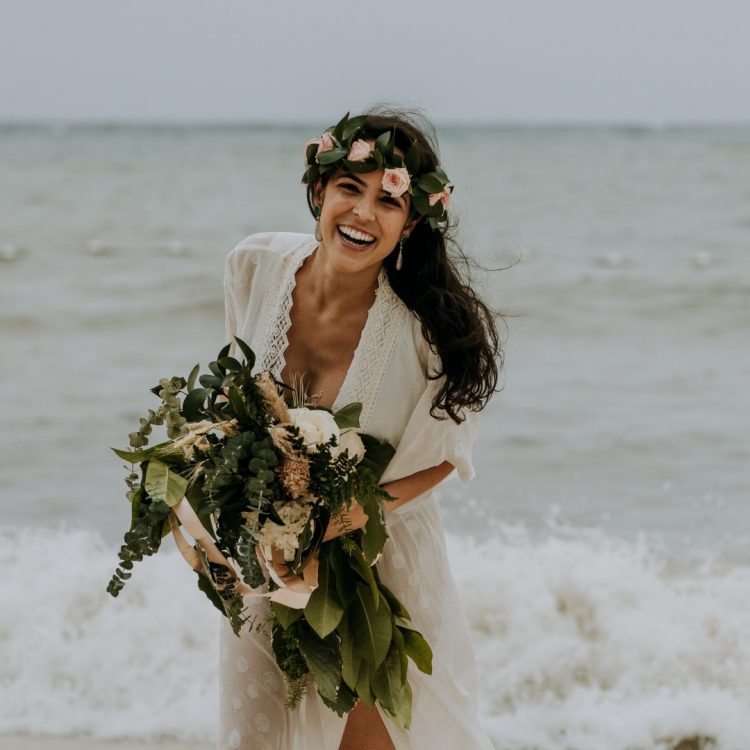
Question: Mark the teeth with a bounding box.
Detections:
[339,226,375,243]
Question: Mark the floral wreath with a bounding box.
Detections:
[301,112,453,230]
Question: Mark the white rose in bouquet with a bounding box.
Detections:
[333,428,366,463]
[287,407,340,452]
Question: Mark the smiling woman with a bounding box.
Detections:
[219,106,503,750]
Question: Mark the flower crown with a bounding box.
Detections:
[301,112,453,230]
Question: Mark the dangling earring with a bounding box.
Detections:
[395,234,408,271]
[313,206,322,242]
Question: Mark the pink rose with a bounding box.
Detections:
[318,131,335,154]
[347,139,371,162]
[428,185,452,208]
[381,167,411,198]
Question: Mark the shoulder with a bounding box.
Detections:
[225,231,315,275]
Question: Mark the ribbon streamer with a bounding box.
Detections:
[169,497,319,608]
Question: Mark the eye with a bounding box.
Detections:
[340,182,359,192]
[381,197,400,207]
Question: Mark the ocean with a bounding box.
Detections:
[1,122,748,749]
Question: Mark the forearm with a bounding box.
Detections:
[381,460,455,514]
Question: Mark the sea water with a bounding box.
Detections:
[0,123,748,749]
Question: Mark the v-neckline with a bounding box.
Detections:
[275,239,386,413]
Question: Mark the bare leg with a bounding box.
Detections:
[338,702,396,750]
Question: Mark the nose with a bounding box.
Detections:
[352,194,376,223]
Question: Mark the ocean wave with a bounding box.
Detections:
[0,524,748,748]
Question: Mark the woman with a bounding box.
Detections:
[220,107,501,750]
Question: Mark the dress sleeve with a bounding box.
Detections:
[379,319,479,486]
[223,237,260,357]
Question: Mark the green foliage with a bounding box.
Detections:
[304,546,344,638]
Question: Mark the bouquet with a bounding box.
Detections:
[107,336,432,728]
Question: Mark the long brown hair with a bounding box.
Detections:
[306,104,505,424]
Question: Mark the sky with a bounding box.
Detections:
[1,0,748,125]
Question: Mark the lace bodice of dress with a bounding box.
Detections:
[255,237,409,430]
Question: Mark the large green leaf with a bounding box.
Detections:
[332,402,362,430]
[271,601,303,629]
[354,658,375,708]
[338,611,360,689]
[360,495,388,564]
[144,458,188,508]
[296,624,342,703]
[399,625,433,675]
[304,550,344,638]
[372,643,413,729]
[346,544,379,606]
[350,585,391,668]
[329,543,357,607]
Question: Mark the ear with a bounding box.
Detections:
[312,179,326,211]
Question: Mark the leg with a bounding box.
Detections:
[338,701,396,750]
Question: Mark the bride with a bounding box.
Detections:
[220,106,502,750]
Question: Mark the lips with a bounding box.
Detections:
[337,225,376,247]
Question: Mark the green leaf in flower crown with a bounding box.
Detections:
[341,115,367,143]
[333,402,362,430]
[304,549,344,638]
[271,600,303,629]
[341,159,378,174]
[404,141,421,176]
[397,623,433,675]
[234,336,256,369]
[331,112,349,142]
[374,130,391,156]
[350,584,391,668]
[317,148,348,166]
[296,623,342,703]
[187,363,200,392]
[112,446,156,463]
[144,458,188,508]
[182,388,209,422]
[416,173,446,194]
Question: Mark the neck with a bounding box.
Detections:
[300,244,381,315]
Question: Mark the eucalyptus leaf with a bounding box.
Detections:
[182,388,208,421]
[234,336,256,369]
[186,363,200,392]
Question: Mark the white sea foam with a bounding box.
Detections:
[0,524,748,748]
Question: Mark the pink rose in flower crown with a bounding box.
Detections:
[317,131,335,155]
[347,139,371,162]
[381,167,411,198]
[428,185,452,209]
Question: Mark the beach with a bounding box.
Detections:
[1,123,748,749]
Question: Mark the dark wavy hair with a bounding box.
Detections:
[306,104,505,424]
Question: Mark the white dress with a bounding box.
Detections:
[219,232,493,750]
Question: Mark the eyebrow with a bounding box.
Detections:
[337,173,405,202]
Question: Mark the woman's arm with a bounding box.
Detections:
[322,460,455,541]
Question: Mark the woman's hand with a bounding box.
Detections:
[322,498,369,542]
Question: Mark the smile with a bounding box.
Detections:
[337,225,376,247]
